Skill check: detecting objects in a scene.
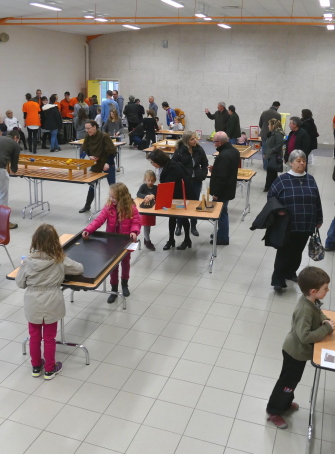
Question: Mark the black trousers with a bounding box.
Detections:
[271,231,310,287]
[27,128,38,152]
[18,130,27,149]
[169,217,190,241]
[128,122,139,144]
[265,164,278,190]
[267,350,306,415]
[42,132,51,147]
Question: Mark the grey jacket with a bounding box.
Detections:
[265,129,285,160]
[259,106,281,138]
[103,118,123,136]
[73,117,87,140]
[16,252,84,324]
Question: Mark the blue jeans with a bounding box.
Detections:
[50,129,59,150]
[262,139,267,170]
[326,217,335,249]
[217,199,229,243]
[229,138,237,145]
[132,136,142,147]
[88,154,116,199]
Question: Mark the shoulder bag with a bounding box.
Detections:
[308,228,325,261]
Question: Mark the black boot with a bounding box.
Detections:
[107,285,119,304]
[121,279,130,297]
[177,239,192,250]
[79,190,94,213]
[191,220,199,237]
[163,239,175,250]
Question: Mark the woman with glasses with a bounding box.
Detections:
[79,120,117,213]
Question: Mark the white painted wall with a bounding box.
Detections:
[89,24,335,144]
[0,26,86,129]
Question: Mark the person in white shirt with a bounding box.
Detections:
[4,110,27,150]
[95,107,102,128]
[169,116,184,132]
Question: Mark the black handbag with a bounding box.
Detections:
[308,229,325,261]
[267,154,283,173]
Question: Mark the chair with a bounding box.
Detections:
[0,205,15,269]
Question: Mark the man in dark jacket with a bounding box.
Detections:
[124,95,140,145]
[226,105,241,144]
[0,131,20,229]
[209,132,240,245]
[205,102,230,133]
[284,117,310,163]
[259,102,281,170]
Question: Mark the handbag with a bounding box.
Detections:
[267,154,283,173]
[308,228,325,261]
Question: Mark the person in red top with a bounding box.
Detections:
[284,117,310,165]
[60,92,71,119]
[22,93,41,154]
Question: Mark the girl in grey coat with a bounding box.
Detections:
[16,224,84,380]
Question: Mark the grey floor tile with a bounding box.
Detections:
[160,321,197,341]
[158,377,203,407]
[0,420,41,454]
[122,370,168,398]
[105,391,155,423]
[136,351,178,376]
[24,431,81,454]
[175,436,224,454]
[0,386,29,419]
[144,399,193,434]
[68,382,118,413]
[104,345,146,369]
[192,327,228,348]
[127,425,181,454]
[216,348,255,373]
[87,363,133,389]
[171,358,213,385]
[119,330,158,350]
[227,419,276,454]
[149,335,188,357]
[196,386,241,418]
[273,430,321,454]
[33,375,83,404]
[182,342,221,365]
[9,395,63,429]
[184,409,233,447]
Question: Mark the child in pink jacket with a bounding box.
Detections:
[83,182,141,303]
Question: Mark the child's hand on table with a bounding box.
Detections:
[82,231,89,239]
[144,195,154,204]
[130,233,137,242]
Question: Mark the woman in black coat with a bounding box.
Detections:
[301,109,318,153]
[42,94,63,152]
[172,131,208,236]
[149,149,195,250]
[143,109,159,147]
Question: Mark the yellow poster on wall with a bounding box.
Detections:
[280,113,290,132]
[87,80,101,104]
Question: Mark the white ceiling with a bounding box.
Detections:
[0,0,333,35]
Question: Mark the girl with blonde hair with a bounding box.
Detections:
[102,108,123,137]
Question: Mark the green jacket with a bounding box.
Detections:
[226,112,241,140]
[283,295,332,361]
[265,129,285,160]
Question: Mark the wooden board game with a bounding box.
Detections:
[153,139,178,152]
[238,169,254,178]
[10,154,92,180]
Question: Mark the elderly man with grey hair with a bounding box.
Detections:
[267,149,322,292]
[208,131,240,245]
[284,116,310,166]
[147,96,158,116]
[205,102,230,134]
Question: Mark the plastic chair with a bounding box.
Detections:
[0,205,15,269]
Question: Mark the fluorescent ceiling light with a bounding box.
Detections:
[195,13,206,18]
[320,0,330,7]
[122,24,141,29]
[327,24,334,29]
[204,17,212,21]
[161,0,184,8]
[29,2,62,11]
[94,17,108,22]
[324,13,333,20]
[84,15,94,19]
[218,23,231,29]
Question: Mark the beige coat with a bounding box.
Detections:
[16,252,84,324]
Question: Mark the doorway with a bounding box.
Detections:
[87,80,119,104]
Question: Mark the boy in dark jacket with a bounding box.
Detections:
[209,132,240,245]
[266,267,334,429]
[226,105,241,144]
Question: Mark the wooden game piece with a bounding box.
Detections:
[201,194,205,210]
[207,187,210,204]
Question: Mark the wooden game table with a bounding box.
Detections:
[8,164,107,219]
[142,146,175,158]
[134,198,223,273]
[213,146,259,168]
[307,310,335,451]
[70,138,126,174]
[156,130,183,139]
[6,232,132,366]
[207,169,257,221]
[248,137,263,150]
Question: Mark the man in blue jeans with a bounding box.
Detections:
[209,132,240,245]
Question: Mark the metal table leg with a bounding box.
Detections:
[70,279,127,310]
[241,180,251,221]
[89,180,102,221]
[116,145,124,174]
[209,219,218,273]
[22,178,50,219]
[305,368,321,453]
[57,318,90,365]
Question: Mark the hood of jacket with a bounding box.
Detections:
[42,103,58,111]
[25,251,56,272]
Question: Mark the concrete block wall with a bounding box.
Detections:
[89,24,335,144]
[0,26,86,129]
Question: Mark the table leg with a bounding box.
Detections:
[241,180,251,221]
[70,280,127,310]
[23,178,33,218]
[29,180,50,219]
[76,145,80,159]
[89,181,102,221]
[116,145,124,174]
[305,368,321,453]
[209,220,218,273]
[56,318,90,365]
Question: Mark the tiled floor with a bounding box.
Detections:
[0,142,335,453]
